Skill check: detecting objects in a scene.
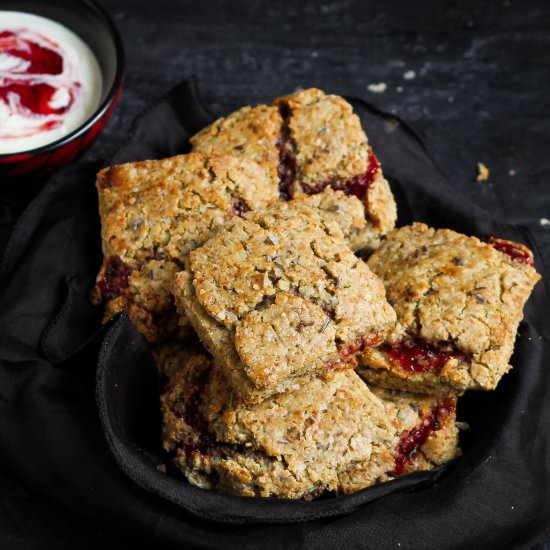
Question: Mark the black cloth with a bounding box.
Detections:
[0,79,549,549]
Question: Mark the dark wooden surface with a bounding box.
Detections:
[1,0,549,548]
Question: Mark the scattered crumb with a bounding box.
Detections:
[477,162,490,181]
[540,218,550,226]
[455,421,472,431]
[403,70,416,80]
[156,464,167,473]
[396,86,404,93]
[509,169,516,176]
[367,82,387,93]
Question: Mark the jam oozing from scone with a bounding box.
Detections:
[386,339,469,374]
[97,256,131,301]
[302,151,380,199]
[332,152,380,198]
[393,398,454,476]
[277,104,296,200]
[180,392,215,460]
[178,368,215,460]
[487,236,534,266]
[328,334,382,370]
[231,198,249,217]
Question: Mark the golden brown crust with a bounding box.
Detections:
[174,201,396,402]
[92,153,278,342]
[274,88,369,189]
[189,88,397,252]
[190,105,282,188]
[160,351,459,499]
[358,223,541,394]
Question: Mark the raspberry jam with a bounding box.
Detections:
[231,198,249,217]
[386,339,468,374]
[181,390,216,459]
[303,151,380,198]
[179,367,215,459]
[327,334,380,370]
[277,103,296,200]
[333,152,380,198]
[0,12,102,154]
[97,256,131,301]
[393,398,454,476]
[487,236,534,266]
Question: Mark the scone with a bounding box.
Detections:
[191,88,397,252]
[357,223,541,395]
[173,201,396,402]
[160,351,460,499]
[91,153,278,343]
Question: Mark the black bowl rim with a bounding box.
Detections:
[0,0,125,159]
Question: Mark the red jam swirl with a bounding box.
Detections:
[0,30,63,74]
[487,236,534,266]
[393,398,454,476]
[386,339,468,374]
[0,29,77,134]
[303,151,380,198]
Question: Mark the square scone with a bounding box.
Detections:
[173,200,396,402]
[357,223,541,395]
[191,88,396,253]
[91,152,279,343]
[161,351,460,499]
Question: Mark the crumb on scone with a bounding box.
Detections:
[91,153,279,343]
[357,223,541,395]
[160,352,460,499]
[173,200,396,402]
[190,88,397,252]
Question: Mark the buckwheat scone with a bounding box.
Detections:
[174,201,396,402]
[161,352,459,498]
[91,153,278,343]
[191,88,397,252]
[357,223,541,395]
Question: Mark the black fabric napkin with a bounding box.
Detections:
[0,78,549,549]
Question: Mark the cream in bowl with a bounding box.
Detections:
[0,11,102,154]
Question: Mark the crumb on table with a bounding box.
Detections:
[477,162,490,181]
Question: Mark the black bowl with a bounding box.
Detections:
[0,0,125,179]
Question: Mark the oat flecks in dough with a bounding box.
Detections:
[160,351,459,499]
[358,222,541,395]
[92,152,278,343]
[190,88,397,251]
[174,200,396,402]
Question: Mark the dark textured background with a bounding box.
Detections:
[1,0,549,548]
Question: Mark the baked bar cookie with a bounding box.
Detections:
[91,153,278,343]
[191,88,397,252]
[358,223,541,395]
[174,201,396,402]
[161,352,459,498]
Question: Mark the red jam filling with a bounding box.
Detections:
[277,140,296,200]
[181,391,216,459]
[303,151,380,199]
[179,368,215,459]
[487,236,534,266]
[333,152,380,198]
[386,339,468,374]
[327,334,380,371]
[0,30,76,120]
[97,256,132,301]
[393,398,454,476]
[231,198,249,217]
